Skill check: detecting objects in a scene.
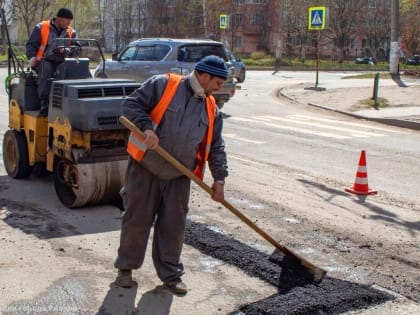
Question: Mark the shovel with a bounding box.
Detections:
[120,116,327,283]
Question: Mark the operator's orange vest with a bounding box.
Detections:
[36,21,74,59]
[127,73,217,180]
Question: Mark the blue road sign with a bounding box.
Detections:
[308,6,326,30]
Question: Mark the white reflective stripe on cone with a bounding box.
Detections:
[354,178,369,184]
[357,166,367,172]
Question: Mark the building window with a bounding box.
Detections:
[362,39,368,48]
[233,14,243,26]
[235,0,267,4]
[248,12,265,25]
[233,36,243,48]
[367,0,377,8]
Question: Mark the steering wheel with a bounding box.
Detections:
[53,45,81,56]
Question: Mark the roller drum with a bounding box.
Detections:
[53,157,127,208]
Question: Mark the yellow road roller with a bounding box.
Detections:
[3,39,138,208]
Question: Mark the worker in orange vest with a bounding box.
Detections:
[26,8,79,116]
[114,55,229,294]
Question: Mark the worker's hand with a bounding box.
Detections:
[70,46,81,56]
[30,56,40,68]
[143,129,159,149]
[56,47,71,56]
[211,181,225,203]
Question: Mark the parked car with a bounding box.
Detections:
[225,48,246,83]
[406,55,420,65]
[355,56,377,65]
[94,38,236,109]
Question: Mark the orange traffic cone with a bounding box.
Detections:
[345,150,377,195]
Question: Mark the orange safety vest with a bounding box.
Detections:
[36,20,74,59]
[127,73,217,179]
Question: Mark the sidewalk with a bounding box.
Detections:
[280,75,420,130]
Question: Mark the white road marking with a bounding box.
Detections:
[262,122,351,139]
[224,133,265,144]
[228,114,403,140]
[229,154,265,166]
[258,115,385,138]
[289,114,409,134]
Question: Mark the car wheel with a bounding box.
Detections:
[237,69,246,83]
[217,102,224,110]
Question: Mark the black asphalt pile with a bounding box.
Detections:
[185,220,394,315]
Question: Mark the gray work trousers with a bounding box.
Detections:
[34,60,60,102]
[114,158,191,282]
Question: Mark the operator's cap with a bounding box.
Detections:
[56,7,73,19]
[195,55,228,80]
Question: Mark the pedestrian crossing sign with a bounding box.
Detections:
[219,14,229,29]
[308,6,326,30]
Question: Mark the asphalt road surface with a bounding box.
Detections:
[0,69,419,314]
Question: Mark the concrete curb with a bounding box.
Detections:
[279,88,420,131]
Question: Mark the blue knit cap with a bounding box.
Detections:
[195,55,228,80]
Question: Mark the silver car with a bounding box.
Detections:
[94,38,236,109]
[225,48,246,83]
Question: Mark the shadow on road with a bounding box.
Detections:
[0,175,122,239]
[97,282,174,315]
[391,73,408,87]
[297,177,420,236]
[97,282,138,315]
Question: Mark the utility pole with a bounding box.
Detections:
[389,0,400,75]
[202,0,208,38]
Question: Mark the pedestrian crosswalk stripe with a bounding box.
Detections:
[224,133,264,144]
[227,114,402,140]
[262,122,350,139]
[289,115,407,133]
[258,116,385,138]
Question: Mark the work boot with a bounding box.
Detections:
[115,269,134,288]
[164,278,187,294]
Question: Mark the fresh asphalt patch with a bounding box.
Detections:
[1,199,393,314]
[185,220,394,314]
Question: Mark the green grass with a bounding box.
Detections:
[1,50,418,73]
[242,56,390,70]
[0,46,28,63]
[242,56,420,71]
[343,72,392,79]
[360,97,389,109]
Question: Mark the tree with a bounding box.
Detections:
[13,0,50,39]
[325,0,365,63]
[400,0,420,56]
[0,0,14,47]
[277,0,313,60]
[362,1,391,60]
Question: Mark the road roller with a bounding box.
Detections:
[2,38,139,208]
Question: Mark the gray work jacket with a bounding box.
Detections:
[122,73,228,181]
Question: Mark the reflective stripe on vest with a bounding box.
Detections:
[127,73,217,179]
[127,73,183,162]
[36,20,74,59]
[193,97,216,179]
